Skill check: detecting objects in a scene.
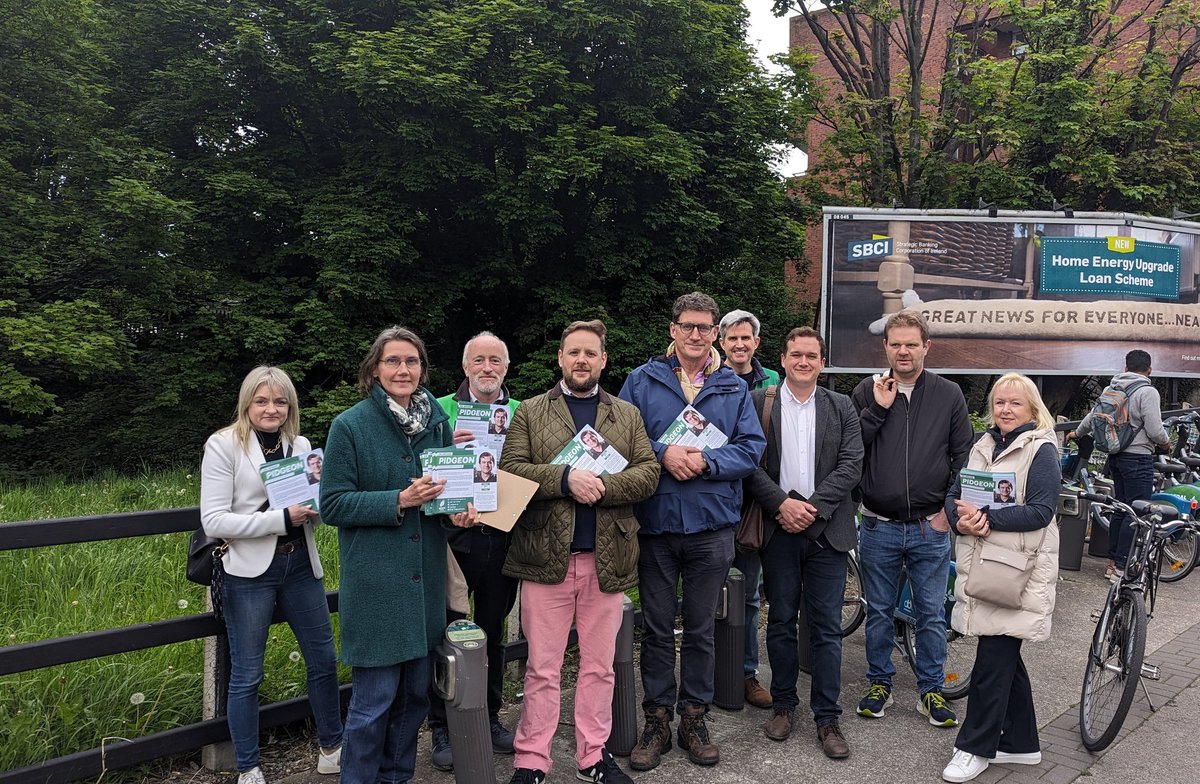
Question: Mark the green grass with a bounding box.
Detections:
[0,470,346,772]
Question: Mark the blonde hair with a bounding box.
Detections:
[988,373,1055,431]
[226,366,301,448]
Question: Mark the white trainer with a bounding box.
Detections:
[317,745,342,774]
[992,750,1041,765]
[238,768,267,784]
[943,748,989,782]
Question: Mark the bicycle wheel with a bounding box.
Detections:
[1079,586,1146,751]
[1158,529,1198,583]
[841,554,866,637]
[902,619,977,700]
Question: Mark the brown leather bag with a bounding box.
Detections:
[735,385,777,551]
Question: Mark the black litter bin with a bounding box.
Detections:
[1057,491,1086,571]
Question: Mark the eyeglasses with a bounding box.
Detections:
[380,357,421,369]
[673,321,717,336]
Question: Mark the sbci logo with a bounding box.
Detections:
[848,236,893,260]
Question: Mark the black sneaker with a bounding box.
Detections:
[919,690,958,728]
[430,725,452,771]
[491,717,516,754]
[856,681,893,718]
[508,768,546,784]
[576,748,633,784]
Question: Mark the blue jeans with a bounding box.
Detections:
[221,547,343,772]
[341,655,432,784]
[732,547,762,677]
[1109,452,1154,570]
[638,528,736,713]
[760,532,847,723]
[859,515,951,695]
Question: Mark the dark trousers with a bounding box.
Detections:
[954,635,1039,757]
[638,528,736,714]
[341,655,432,784]
[760,531,847,724]
[428,527,517,726]
[1109,452,1154,569]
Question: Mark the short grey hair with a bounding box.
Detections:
[461,331,510,367]
[671,292,719,323]
[719,309,761,339]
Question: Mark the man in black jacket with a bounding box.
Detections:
[744,328,863,758]
[850,312,973,729]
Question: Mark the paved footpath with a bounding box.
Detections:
[280,552,1200,784]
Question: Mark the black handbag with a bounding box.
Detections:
[186,529,227,586]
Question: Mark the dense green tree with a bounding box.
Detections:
[1,0,806,474]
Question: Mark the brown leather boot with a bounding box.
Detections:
[629,706,672,771]
[764,706,795,741]
[744,676,773,708]
[818,721,851,759]
[677,704,720,766]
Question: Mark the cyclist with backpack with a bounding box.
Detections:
[1069,350,1170,582]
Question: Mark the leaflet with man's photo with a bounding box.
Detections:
[656,405,729,451]
[420,447,480,515]
[259,448,323,511]
[471,445,500,512]
[454,401,507,459]
[959,468,1019,509]
[549,424,629,476]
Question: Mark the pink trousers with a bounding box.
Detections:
[512,552,624,773]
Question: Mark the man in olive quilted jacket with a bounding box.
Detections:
[500,320,660,784]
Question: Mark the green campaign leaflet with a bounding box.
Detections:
[420,446,499,514]
[549,424,629,476]
[959,468,1018,509]
[454,401,508,459]
[258,448,322,511]
[656,405,729,451]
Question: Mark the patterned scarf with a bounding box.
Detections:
[665,342,722,404]
[386,389,432,436]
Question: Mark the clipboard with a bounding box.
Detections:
[479,470,539,532]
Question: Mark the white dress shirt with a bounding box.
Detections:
[778,382,817,498]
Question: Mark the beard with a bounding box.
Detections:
[471,375,502,397]
[564,368,601,393]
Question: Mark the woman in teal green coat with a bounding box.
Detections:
[321,326,477,784]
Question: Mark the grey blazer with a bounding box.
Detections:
[743,385,864,552]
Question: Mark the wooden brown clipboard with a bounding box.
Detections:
[479,469,538,532]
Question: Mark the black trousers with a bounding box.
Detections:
[954,635,1040,757]
[428,527,518,726]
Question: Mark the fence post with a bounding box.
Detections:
[201,587,236,772]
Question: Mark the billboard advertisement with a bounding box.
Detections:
[820,208,1200,377]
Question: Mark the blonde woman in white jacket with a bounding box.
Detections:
[941,373,1060,783]
[200,366,343,784]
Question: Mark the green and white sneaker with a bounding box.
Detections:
[919,690,958,727]
[856,682,893,718]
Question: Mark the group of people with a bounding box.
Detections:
[198,291,1162,784]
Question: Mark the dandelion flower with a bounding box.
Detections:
[71,600,79,607]
[177,599,189,610]
[130,693,145,706]
[289,651,301,662]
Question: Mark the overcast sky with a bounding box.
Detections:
[744,2,808,177]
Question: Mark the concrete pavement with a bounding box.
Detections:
[278,549,1200,784]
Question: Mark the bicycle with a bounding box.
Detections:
[1077,491,1199,751]
[841,550,974,701]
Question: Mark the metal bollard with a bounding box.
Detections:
[712,568,746,710]
[609,595,637,756]
[433,620,497,784]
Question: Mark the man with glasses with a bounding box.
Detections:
[619,292,766,771]
[718,308,780,710]
[428,331,521,770]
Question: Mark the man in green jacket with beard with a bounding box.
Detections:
[500,320,660,784]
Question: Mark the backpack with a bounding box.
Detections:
[1088,379,1150,453]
